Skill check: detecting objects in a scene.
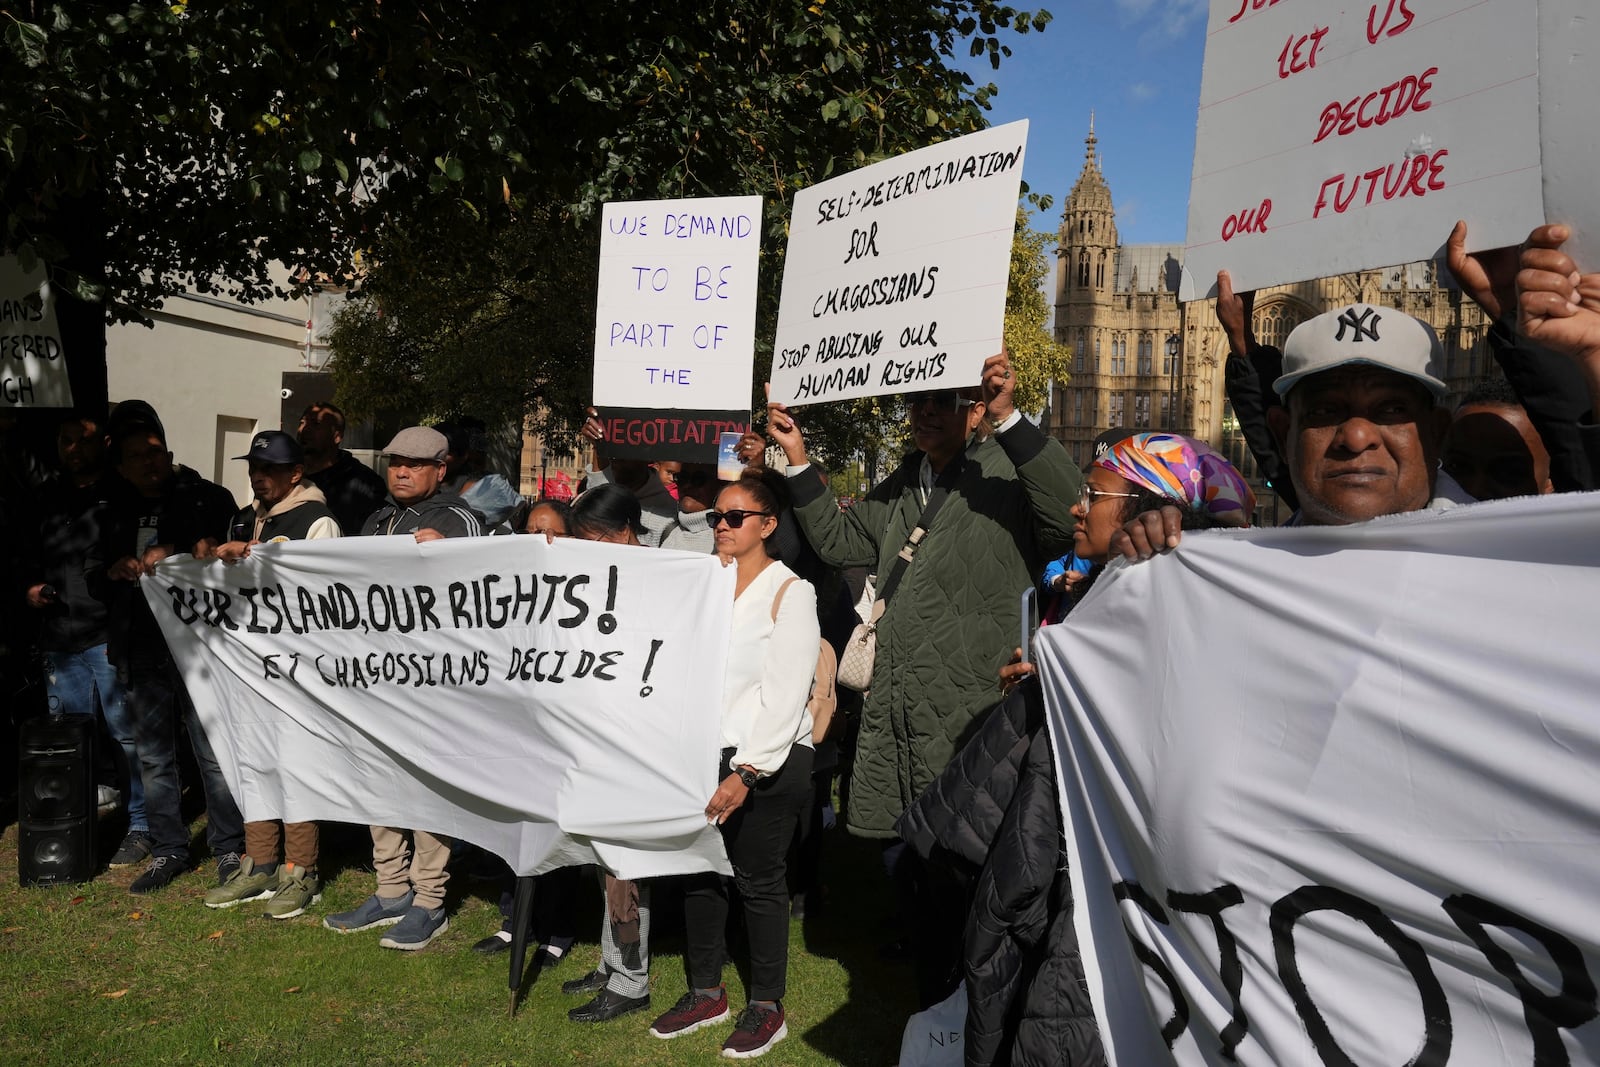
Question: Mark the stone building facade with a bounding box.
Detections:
[1048,120,1497,523]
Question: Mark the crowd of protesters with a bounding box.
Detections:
[4,220,1598,1061]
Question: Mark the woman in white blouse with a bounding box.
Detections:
[647,469,820,1059]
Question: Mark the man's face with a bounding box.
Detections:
[1443,403,1552,501]
[907,390,984,462]
[117,431,174,497]
[297,407,341,455]
[386,456,444,505]
[672,463,720,513]
[57,419,105,476]
[1271,366,1451,526]
[249,461,302,508]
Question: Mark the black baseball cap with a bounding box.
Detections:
[235,430,304,465]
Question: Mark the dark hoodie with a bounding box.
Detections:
[360,488,485,538]
[306,449,389,535]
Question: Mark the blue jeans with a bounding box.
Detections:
[124,661,244,862]
[44,644,146,834]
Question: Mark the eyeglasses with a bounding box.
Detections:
[386,456,441,471]
[906,391,976,414]
[706,509,772,529]
[1077,484,1141,508]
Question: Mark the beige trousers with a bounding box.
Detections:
[369,826,451,909]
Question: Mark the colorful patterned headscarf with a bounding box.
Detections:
[1095,432,1255,526]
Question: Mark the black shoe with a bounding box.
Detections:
[129,855,184,894]
[561,968,610,996]
[473,930,513,955]
[568,988,650,1023]
[108,830,154,869]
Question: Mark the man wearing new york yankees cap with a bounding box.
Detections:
[1117,303,1467,553]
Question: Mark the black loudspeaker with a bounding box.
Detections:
[18,716,96,887]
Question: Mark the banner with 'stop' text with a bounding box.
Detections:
[1037,492,1600,1065]
[144,536,736,880]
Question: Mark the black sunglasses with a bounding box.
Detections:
[906,390,976,413]
[706,508,772,529]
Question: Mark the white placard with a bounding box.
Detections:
[1540,0,1600,270]
[592,195,762,413]
[1180,0,1545,299]
[0,255,71,407]
[144,536,736,880]
[1038,493,1600,1064]
[768,121,1027,406]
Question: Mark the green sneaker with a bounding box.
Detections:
[203,856,276,909]
[263,865,322,920]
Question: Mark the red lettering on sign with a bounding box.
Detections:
[1367,0,1416,43]
[1312,149,1449,220]
[1278,25,1330,79]
[1313,67,1436,143]
[1221,199,1274,242]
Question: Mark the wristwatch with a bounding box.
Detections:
[735,767,759,789]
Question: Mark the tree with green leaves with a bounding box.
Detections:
[2,1,1050,311]
[1004,206,1073,417]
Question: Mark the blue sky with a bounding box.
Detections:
[958,0,1209,245]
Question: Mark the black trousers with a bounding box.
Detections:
[684,743,814,1002]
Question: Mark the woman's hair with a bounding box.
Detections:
[727,469,791,559]
[522,498,572,535]
[570,483,645,540]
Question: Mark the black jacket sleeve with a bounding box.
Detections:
[1487,316,1598,492]
[1223,343,1299,511]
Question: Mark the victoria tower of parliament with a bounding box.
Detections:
[1046,118,1497,523]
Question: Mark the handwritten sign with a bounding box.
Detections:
[1180,0,1544,299]
[1541,0,1600,270]
[592,195,762,462]
[0,256,71,407]
[145,535,736,880]
[768,121,1027,407]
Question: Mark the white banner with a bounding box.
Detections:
[144,536,736,880]
[768,121,1027,406]
[1038,493,1600,1065]
[1180,0,1546,299]
[592,195,762,411]
[0,255,71,407]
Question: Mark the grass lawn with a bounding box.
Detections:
[0,813,916,1065]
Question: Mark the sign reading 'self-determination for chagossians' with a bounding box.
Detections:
[768,120,1028,407]
[591,195,762,463]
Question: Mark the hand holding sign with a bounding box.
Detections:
[1518,225,1600,373]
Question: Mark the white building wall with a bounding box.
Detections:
[105,283,340,507]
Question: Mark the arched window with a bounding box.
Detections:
[1078,252,1090,287]
[1095,253,1106,288]
[1253,301,1309,350]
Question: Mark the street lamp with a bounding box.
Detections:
[1164,334,1180,430]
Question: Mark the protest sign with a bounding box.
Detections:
[144,536,736,879]
[1540,0,1600,270]
[0,255,71,407]
[1180,0,1546,299]
[592,195,762,462]
[1037,493,1600,1064]
[767,121,1027,406]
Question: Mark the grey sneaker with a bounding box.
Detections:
[204,856,276,909]
[378,904,449,951]
[108,830,153,869]
[323,891,414,933]
[263,865,321,920]
[96,785,122,816]
[214,851,242,887]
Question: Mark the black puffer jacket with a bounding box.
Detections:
[898,682,1105,1067]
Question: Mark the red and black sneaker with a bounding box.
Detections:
[649,987,730,1039]
[721,1001,788,1059]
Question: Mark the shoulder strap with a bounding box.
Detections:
[873,440,977,609]
[771,576,800,624]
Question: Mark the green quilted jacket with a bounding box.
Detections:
[789,418,1081,836]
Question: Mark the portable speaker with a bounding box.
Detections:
[18,716,96,887]
[19,818,96,886]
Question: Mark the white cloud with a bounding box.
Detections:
[1115,0,1207,46]
[1130,82,1159,103]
